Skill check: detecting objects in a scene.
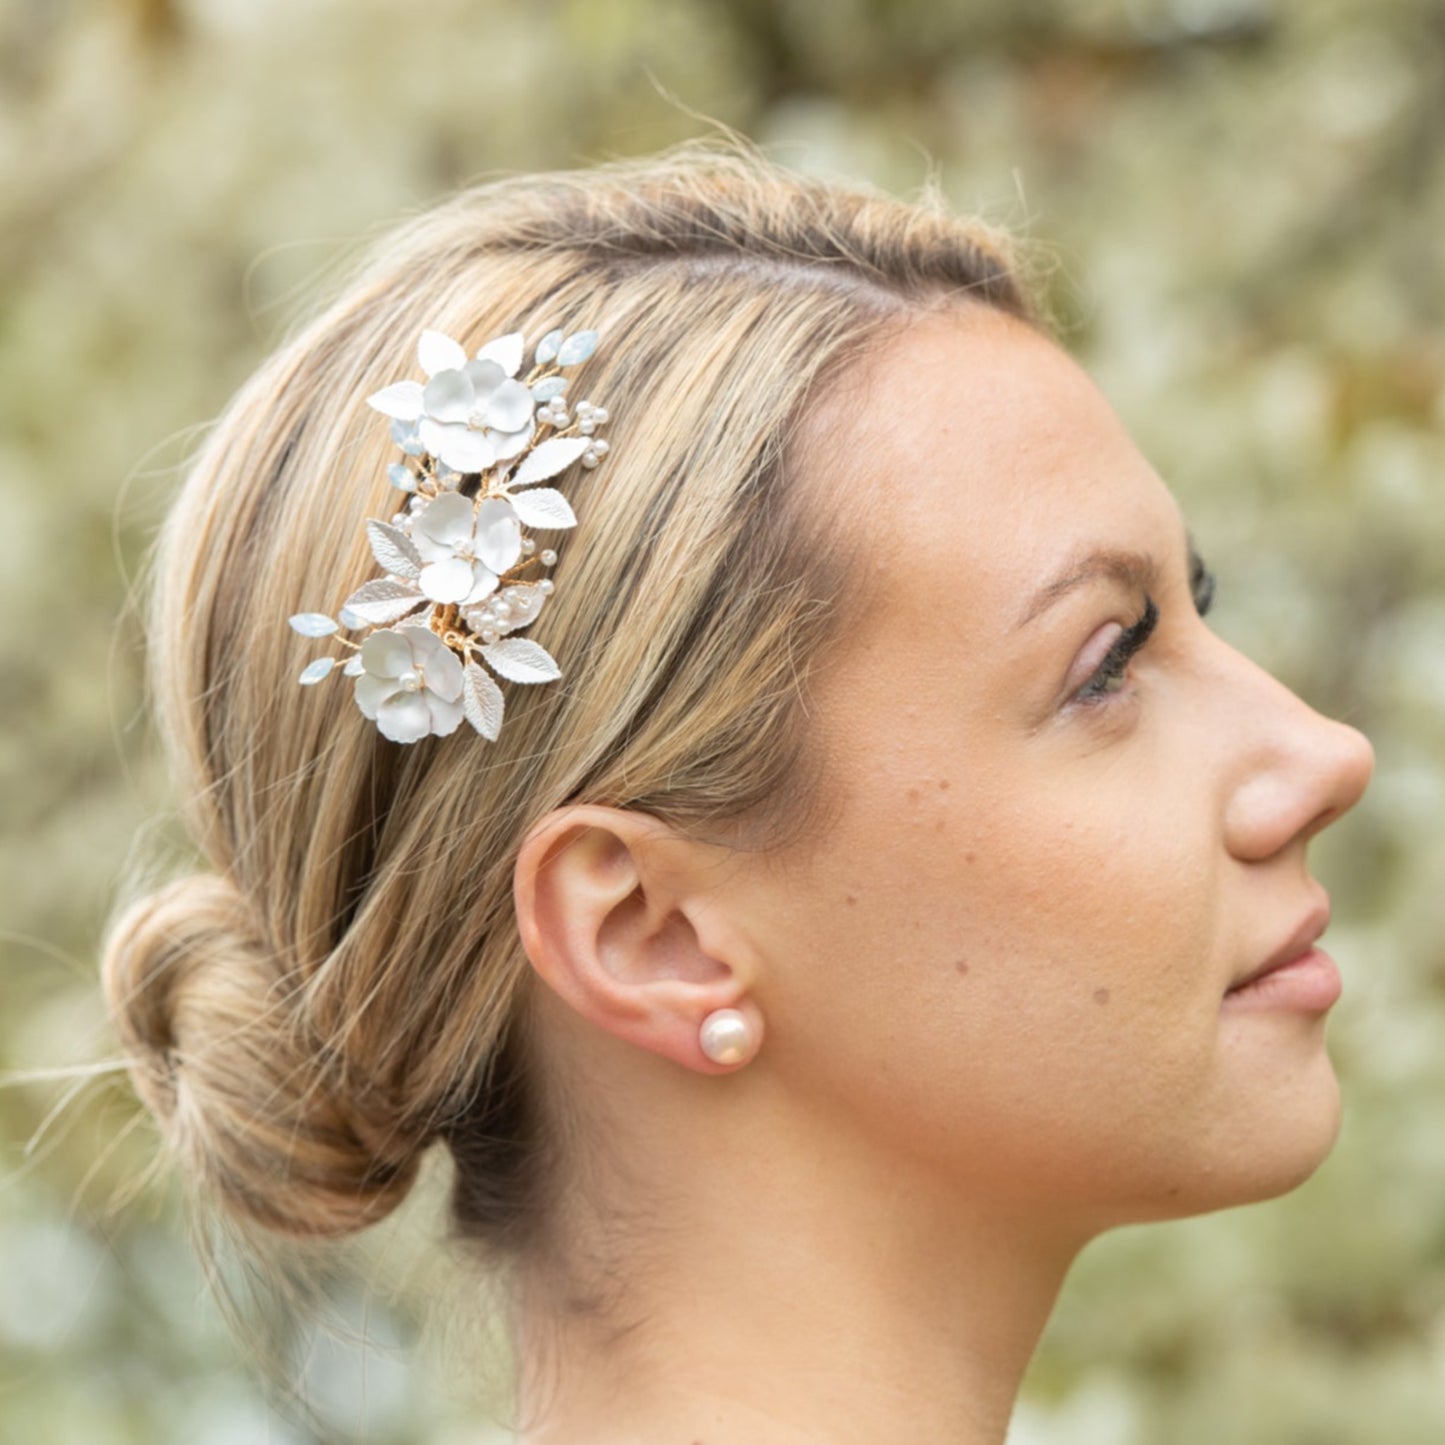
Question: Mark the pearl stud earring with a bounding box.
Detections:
[699,1007,755,1066]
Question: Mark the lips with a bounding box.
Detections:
[1228,900,1331,993]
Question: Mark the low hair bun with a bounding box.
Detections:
[101,875,422,1238]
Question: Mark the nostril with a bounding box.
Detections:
[1302,803,1342,845]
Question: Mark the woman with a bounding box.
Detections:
[102,143,1374,1444]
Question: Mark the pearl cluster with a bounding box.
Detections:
[467,579,555,645]
[390,490,433,533]
[575,400,610,468]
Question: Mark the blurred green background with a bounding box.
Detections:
[1,0,1441,1440]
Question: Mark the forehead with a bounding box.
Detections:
[828,308,1185,646]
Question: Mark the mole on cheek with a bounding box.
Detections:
[845,893,858,906]
[955,960,970,976]
[1093,987,1110,1005]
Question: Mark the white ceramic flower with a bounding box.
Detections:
[353,624,465,743]
[409,492,522,605]
[367,329,535,474]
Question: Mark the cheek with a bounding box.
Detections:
[758,759,1231,1203]
[819,757,1220,1015]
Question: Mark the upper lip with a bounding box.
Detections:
[1228,900,1331,992]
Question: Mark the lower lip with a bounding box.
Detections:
[1221,947,1342,1013]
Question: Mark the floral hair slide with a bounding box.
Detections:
[287,326,610,744]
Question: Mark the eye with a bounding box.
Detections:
[1072,596,1159,706]
[1190,551,1216,617]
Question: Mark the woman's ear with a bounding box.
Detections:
[513,805,764,1073]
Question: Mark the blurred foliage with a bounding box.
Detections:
[1,0,1441,1440]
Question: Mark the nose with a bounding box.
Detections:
[1218,646,1375,864]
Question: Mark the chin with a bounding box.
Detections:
[1242,1067,1345,1200]
[1178,1057,1345,1220]
[1097,1055,1345,1230]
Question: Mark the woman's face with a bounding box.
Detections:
[727,308,1374,1231]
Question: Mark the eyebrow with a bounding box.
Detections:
[1015,534,1203,630]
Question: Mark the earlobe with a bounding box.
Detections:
[513,805,765,1073]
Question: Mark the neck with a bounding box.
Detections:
[510,1039,1090,1445]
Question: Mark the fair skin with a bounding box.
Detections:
[509,309,1375,1445]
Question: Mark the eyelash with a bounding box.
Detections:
[1074,597,1159,703]
[1190,553,1216,618]
[1072,562,1217,706]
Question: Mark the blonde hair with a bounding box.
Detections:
[102,143,1035,1279]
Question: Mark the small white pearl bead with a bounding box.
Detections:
[699,1008,753,1066]
[540,549,557,565]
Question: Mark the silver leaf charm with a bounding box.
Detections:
[481,637,562,684]
[462,661,505,740]
[298,656,336,685]
[530,376,569,401]
[510,437,589,488]
[556,330,598,365]
[341,577,427,624]
[289,612,338,637]
[510,487,577,530]
[342,654,365,676]
[367,380,425,420]
[366,518,424,579]
[390,417,424,456]
[387,462,418,493]
[534,329,564,365]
